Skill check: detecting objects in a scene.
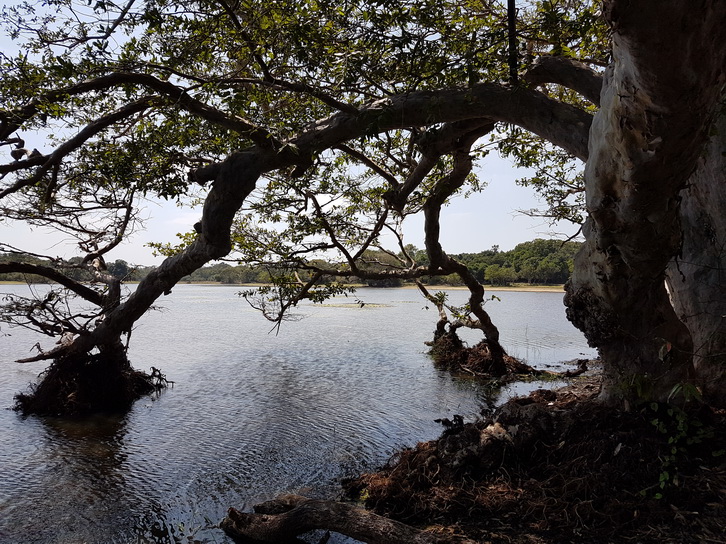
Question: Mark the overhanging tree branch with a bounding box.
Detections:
[0,72,277,146]
[221,77,360,115]
[292,82,591,161]
[0,98,154,198]
[524,55,603,106]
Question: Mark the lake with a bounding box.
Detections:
[0,285,595,544]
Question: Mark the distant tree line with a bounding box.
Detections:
[0,253,155,283]
[335,238,580,287]
[455,238,581,286]
[1,238,580,287]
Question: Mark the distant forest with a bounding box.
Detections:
[0,238,580,287]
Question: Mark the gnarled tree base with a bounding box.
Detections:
[14,351,169,417]
[428,331,539,378]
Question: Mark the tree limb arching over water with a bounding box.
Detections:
[1,0,726,540]
[0,0,723,408]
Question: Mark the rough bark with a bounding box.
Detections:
[289,82,591,162]
[565,0,726,406]
[221,495,476,544]
[667,100,726,407]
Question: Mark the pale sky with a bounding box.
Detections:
[1,153,576,265]
[0,11,580,267]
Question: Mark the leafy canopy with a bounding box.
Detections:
[1,0,605,326]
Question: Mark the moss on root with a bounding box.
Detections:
[14,351,169,417]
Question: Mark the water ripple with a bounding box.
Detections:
[0,285,594,543]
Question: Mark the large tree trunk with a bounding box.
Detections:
[666,100,726,407]
[565,0,726,406]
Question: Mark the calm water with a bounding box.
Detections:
[0,285,595,544]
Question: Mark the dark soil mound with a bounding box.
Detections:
[14,351,169,416]
[346,377,726,543]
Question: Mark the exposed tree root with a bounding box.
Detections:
[14,351,169,416]
[221,495,477,544]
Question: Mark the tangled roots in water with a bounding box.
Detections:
[14,352,170,417]
[429,331,538,378]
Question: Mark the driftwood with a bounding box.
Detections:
[221,494,476,544]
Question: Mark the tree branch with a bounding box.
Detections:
[0,72,277,146]
[335,143,399,188]
[16,342,70,363]
[223,76,359,114]
[524,55,603,106]
[421,140,507,366]
[292,83,591,162]
[0,262,106,307]
[0,98,153,198]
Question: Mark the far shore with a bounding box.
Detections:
[1,280,565,293]
[398,283,564,293]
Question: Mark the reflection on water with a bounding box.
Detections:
[0,285,595,543]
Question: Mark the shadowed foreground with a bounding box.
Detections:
[224,376,726,543]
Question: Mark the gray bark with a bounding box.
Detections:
[565,0,726,405]
[667,100,726,407]
[524,55,604,106]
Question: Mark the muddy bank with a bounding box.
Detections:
[223,375,725,543]
[344,376,726,543]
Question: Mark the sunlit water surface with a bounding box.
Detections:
[0,285,595,543]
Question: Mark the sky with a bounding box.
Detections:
[1,152,576,266]
[0,7,581,267]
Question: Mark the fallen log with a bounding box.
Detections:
[221,494,477,544]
